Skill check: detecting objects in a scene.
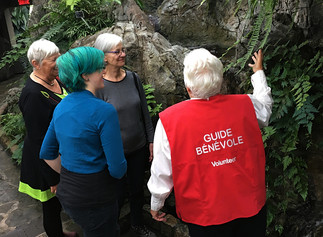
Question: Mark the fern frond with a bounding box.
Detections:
[233,0,243,16]
[236,8,265,71]
[41,22,66,40]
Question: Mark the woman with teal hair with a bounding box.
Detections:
[40,46,127,237]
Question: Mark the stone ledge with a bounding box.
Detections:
[143,204,189,237]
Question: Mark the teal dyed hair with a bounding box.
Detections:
[57,46,104,91]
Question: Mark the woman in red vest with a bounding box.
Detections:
[148,49,273,237]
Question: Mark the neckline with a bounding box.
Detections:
[30,76,64,95]
[33,73,55,86]
[103,70,127,83]
[190,95,221,101]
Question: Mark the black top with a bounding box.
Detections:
[18,77,67,201]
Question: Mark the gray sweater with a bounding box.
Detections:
[96,70,154,154]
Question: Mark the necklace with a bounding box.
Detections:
[34,74,55,86]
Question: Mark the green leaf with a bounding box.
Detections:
[282,156,292,170]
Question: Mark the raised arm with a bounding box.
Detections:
[248,49,273,127]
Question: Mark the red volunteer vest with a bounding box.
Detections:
[159,94,266,226]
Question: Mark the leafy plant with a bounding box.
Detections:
[243,42,323,235]
[0,5,31,71]
[143,84,162,117]
[217,0,277,72]
[11,6,29,34]
[199,1,322,235]
[0,36,31,70]
[0,113,25,165]
[65,0,120,10]
[32,0,118,51]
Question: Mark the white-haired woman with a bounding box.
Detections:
[148,49,273,237]
[18,39,76,237]
[94,33,156,237]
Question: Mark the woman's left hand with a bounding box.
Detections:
[150,209,167,222]
[149,143,153,162]
[50,185,58,194]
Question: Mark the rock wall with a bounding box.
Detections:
[155,0,323,55]
[156,0,238,52]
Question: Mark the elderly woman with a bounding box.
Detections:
[94,33,155,237]
[18,39,74,237]
[148,49,273,237]
[40,46,127,237]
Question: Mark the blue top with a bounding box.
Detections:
[40,90,127,179]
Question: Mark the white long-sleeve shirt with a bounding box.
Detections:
[147,70,273,211]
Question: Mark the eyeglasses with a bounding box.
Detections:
[106,48,126,56]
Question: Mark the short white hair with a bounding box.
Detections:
[94,33,123,53]
[183,48,223,99]
[27,39,59,66]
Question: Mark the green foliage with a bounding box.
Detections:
[249,42,323,235]
[220,0,277,72]
[134,0,144,9]
[66,0,121,10]
[203,0,322,234]
[0,113,25,165]
[143,84,162,117]
[0,36,31,70]
[0,6,31,70]
[33,0,117,51]
[11,6,29,34]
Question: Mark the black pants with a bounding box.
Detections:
[117,146,148,226]
[187,205,267,237]
[42,196,64,237]
[62,200,119,237]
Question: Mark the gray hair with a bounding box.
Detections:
[94,33,123,53]
[183,48,223,99]
[27,39,59,67]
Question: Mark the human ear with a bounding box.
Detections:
[81,74,89,81]
[31,59,40,70]
[104,54,109,65]
[186,87,193,98]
